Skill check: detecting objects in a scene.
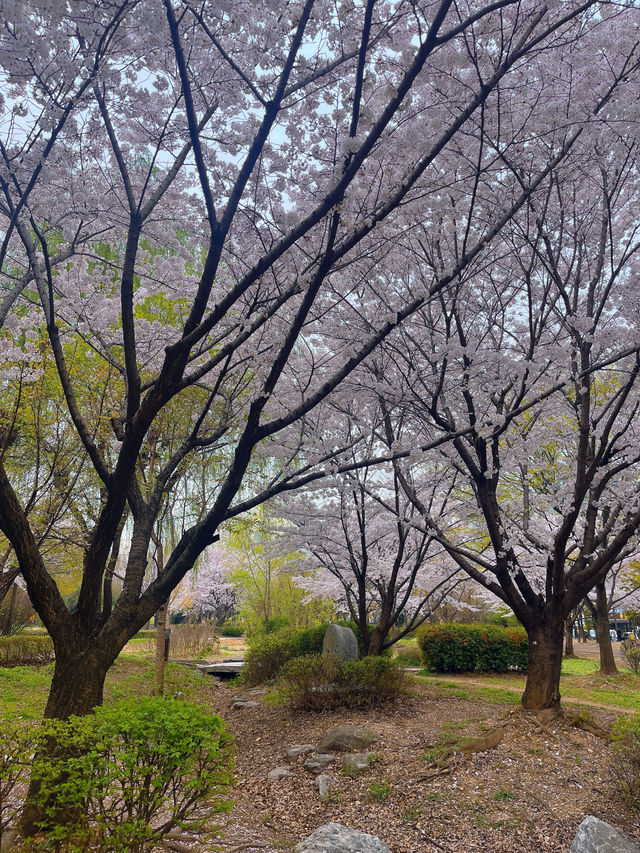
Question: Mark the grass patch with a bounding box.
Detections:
[561,657,599,676]
[0,664,52,719]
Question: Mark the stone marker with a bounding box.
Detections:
[293,822,390,853]
[571,816,640,853]
[322,624,358,662]
[318,724,379,753]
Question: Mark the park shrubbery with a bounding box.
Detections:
[8,698,233,852]
[621,637,640,676]
[613,714,640,807]
[0,635,54,667]
[277,654,408,711]
[241,621,382,685]
[418,623,528,673]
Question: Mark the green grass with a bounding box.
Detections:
[0,665,52,720]
[561,657,599,676]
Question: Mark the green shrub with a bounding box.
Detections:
[418,623,528,673]
[613,714,640,806]
[621,637,640,675]
[393,645,423,667]
[24,697,234,852]
[0,720,37,847]
[241,623,330,685]
[0,634,54,667]
[278,653,408,711]
[220,621,244,637]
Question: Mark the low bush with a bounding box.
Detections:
[393,645,423,667]
[418,623,528,673]
[220,621,244,638]
[21,697,234,852]
[0,634,54,667]
[241,623,329,686]
[621,637,640,675]
[169,623,218,659]
[613,714,640,806]
[277,653,408,711]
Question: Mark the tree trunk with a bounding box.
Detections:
[367,625,384,657]
[564,616,575,657]
[522,620,564,712]
[154,601,169,696]
[595,582,617,675]
[21,647,112,837]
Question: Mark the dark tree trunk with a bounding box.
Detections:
[367,626,384,657]
[522,619,564,712]
[564,617,575,657]
[595,582,617,675]
[21,646,114,837]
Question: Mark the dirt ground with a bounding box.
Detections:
[200,673,640,853]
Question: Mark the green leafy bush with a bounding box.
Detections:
[277,654,408,710]
[621,637,640,675]
[418,623,528,673]
[241,623,330,685]
[24,697,234,852]
[241,620,382,686]
[0,634,54,667]
[0,720,37,847]
[220,621,244,637]
[613,714,640,806]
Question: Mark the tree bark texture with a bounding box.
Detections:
[522,620,564,712]
[595,582,618,675]
[564,617,575,657]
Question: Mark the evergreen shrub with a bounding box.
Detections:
[418,623,528,673]
[0,634,54,667]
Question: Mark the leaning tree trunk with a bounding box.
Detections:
[594,582,617,675]
[521,618,564,712]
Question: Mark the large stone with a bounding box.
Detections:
[303,753,336,774]
[286,744,316,762]
[318,724,379,753]
[322,624,358,662]
[268,766,293,782]
[342,752,371,775]
[571,816,640,853]
[315,774,333,799]
[293,822,390,853]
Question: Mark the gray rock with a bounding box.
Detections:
[571,816,640,853]
[315,774,333,799]
[293,822,390,853]
[233,699,259,709]
[268,766,293,782]
[287,744,316,762]
[318,724,379,753]
[342,751,371,775]
[323,624,358,662]
[303,753,336,774]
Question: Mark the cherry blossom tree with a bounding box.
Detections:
[0,0,637,742]
[172,545,235,624]
[375,131,640,710]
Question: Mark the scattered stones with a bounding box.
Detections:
[322,624,358,662]
[342,751,371,775]
[303,753,336,775]
[318,724,379,753]
[315,774,333,799]
[293,822,390,853]
[570,816,640,853]
[286,744,316,762]
[267,766,293,782]
[232,699,259,709]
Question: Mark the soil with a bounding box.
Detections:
[199,673,640,853]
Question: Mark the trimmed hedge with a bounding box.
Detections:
[418,623,528,673]
[0,634,54,667]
